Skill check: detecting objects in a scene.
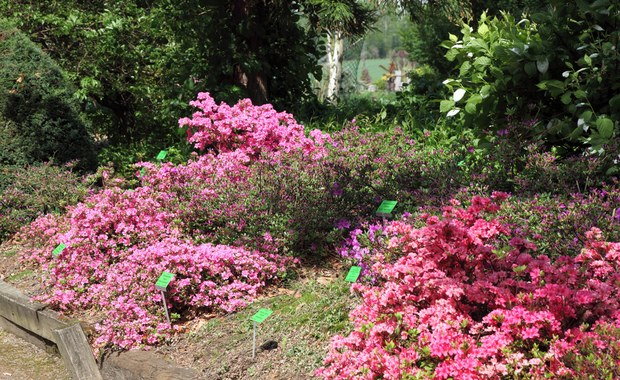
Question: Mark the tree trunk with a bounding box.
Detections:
[231,0,270,105]
[325,30,345,103]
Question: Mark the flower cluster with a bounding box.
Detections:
[178,92,331,159]
[319,195,620,379]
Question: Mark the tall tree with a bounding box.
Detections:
[0,0,376,143]
[304,0,375,102]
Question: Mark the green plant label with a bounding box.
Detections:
[250,308,273,324]
[155,271,174,291]
[376,200,397,215]
[156,150,168,160]
[52,243,66,257]
[345,266,362,282]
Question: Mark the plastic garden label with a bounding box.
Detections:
[52,243,66,257]
[376,200,397,216]
[155,271,174,291]
[156,150,168,160]
[345,266,362,282]
[250,308,273,324]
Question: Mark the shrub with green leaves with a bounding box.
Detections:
[440,12,546,136]
[0,20,97,170]
[440,3,620,156]
[0,162,90,242]
[534,0,620,155]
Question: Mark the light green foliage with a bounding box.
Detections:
[440,2,620,157]
[440,12,545,135]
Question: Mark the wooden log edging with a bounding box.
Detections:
[0,279,103,380]
[0,280,201,380]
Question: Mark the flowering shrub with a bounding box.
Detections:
[320,195,620,379]
[496,183,620,258]
[16,94,340,350]
[325,126,467,218]
[179,92,330,159]
[18,185,294,350]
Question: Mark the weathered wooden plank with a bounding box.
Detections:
[53,324,103,380]
[0,280,66,342]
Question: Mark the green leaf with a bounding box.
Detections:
[569,126,584,140]
[513,265,527,273]
[609,95,620,112]
[445,48,459,61]
[537,80,565,97]
[524,62,537,76]
[596,117,614,139]
[473,56,491,69]
[459,61,471,76]
[580,110,593,122]
[584,54,592,66]
[574,90,587,99]
[561,92,572,105]
[440,100,455,113]
[449,33,458,42]
[478,23,489,36]
[465,101,477,114]
[480,85,491,98]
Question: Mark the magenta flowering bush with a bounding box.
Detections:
[179,92,331,159]
[15,93,342,350]
[18,182,295,350]
[319,195,620,379]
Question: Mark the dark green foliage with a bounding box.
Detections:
[533,0,620,155]
[0,162,90,242]
[400,17,459,75]
[395,65,447,130]
[0,0,373,146]
[0,21,97,170]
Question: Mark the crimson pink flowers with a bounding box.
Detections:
[320,195,620,379]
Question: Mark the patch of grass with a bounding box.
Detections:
[6,269,33,282]
[1,249,16,257]
[354,58,391,82]
[182,275,358,378]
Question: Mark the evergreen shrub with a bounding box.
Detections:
[0,20,96,170]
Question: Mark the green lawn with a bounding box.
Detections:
[351,58,391,83]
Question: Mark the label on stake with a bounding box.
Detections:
[250,308,273,324]
[155,271,174,291]
[345,266,362,282]
[156,150,168,161]
[376,200,397,216]
[52,243,66,257]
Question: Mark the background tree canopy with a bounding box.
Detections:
[0,0,374,147]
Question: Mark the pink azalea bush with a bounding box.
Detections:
[320,194,620,379]
[179,92,330,159]
[16,93,337,350]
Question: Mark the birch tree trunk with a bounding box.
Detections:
[325,30,345,103]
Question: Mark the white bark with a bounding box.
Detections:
[325,30,345,103]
